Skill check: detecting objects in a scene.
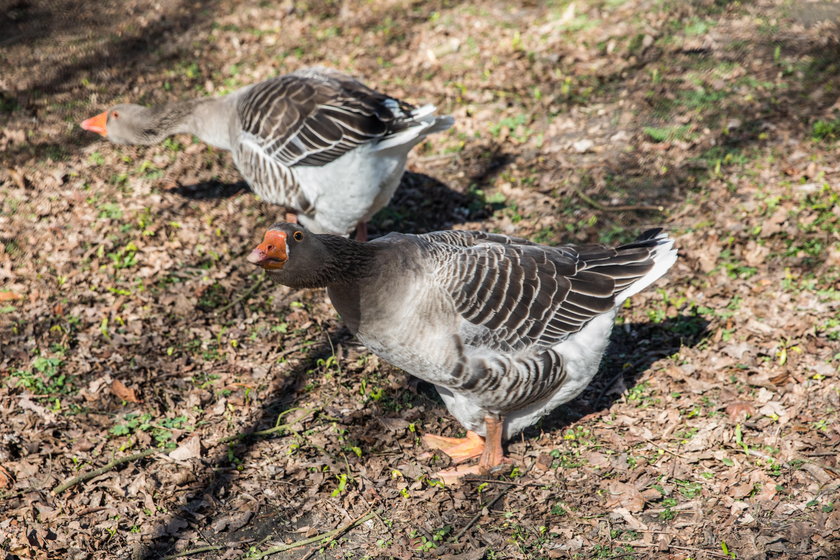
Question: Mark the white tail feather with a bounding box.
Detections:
[615,233,678,305]
[373,109,454,152]
[409,103,438,119]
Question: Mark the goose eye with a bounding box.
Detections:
[112,110,120,119]
[293,231,303,242]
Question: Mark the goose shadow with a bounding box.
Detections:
[129,313,706,558]
[136,331,344,560]
[368,171,488,236]
[532,313,710,436]
[168,169,495,234]
[369,146,514,236]
[168,178,250,200]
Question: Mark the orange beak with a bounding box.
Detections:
[81,111,108,136]
[247,230,288,270]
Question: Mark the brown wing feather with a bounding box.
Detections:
[237,70,415,168]
[424,230,662,351]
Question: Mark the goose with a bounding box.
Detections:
[247,223,677,481]
[80,67,454,240]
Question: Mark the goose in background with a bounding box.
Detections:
[81,67,454,240]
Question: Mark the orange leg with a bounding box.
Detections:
[478,415,505,469]
[422,431,484,464]
[284,211,298,224]
[354,221,368,242]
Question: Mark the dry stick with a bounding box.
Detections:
[629,542,733,559]
[454,485,513,542]
[641,436,691,460]
[161,545,224,560]
[466,478,550,488]
[592,369,627,409]
[250,510,376,559]
[214,275,265,315]
[593,351,671,409]
[572,185,664,212]
[454,461,536,542]
[218,407,317,444]
[52,448,157,495]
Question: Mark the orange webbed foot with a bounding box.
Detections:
[422,431,485,464]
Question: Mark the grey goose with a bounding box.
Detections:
[248,223,677,481]
[80,67,454,240]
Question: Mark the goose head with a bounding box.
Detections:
[80,104,160,145]
[248,223,341,288]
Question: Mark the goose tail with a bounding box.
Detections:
[614,229,678,304]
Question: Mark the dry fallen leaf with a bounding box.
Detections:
[604,481,646,512]
[169,435,202,461]
[725,401,757,422]
[1,1,838,555]
[5,167,26,189]
[0,464,14,489]
[535,452,553,471]
[612,506,648,531]
[769,372,791,386]
[109,379,142,403]
[0,291,23,302]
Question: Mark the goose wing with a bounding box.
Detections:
[423,230,665,351]
[237,69,415,168]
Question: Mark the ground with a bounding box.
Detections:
[1,0,839,559]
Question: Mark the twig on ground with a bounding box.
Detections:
[52,448,157,495]
[249,509,376,559]
[466,478,550,488]
[640,437,691,460]
[218,407,317,444]
[214,275,265,315]
[162,545,224,560]
[572,186,664,212]
[629,542,734,559]
[454,486,512,541]
[594,352,671,409]
[592,369,627,409]
[455,463,534,541]
[416,153,458,165]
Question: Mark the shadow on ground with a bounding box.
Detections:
[127,301,707,558]
[535,314,710,436]
[169,179,250,201]
[134,329,345,559]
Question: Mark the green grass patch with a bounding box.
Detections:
[643,125,693,143]
[812,118,840,142]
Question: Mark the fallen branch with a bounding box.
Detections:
[455,463,535,541]
[52,448,157,495]
[249,509,376,559]
[219,407,317,444]
[640,437,690,460]
[628,542,734,559]
[214,275,265,315]
[594,351,671,409]
[466,478,550,488]
[454,486,512,541]
[572,186,664,212]
[162,545,224,560]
